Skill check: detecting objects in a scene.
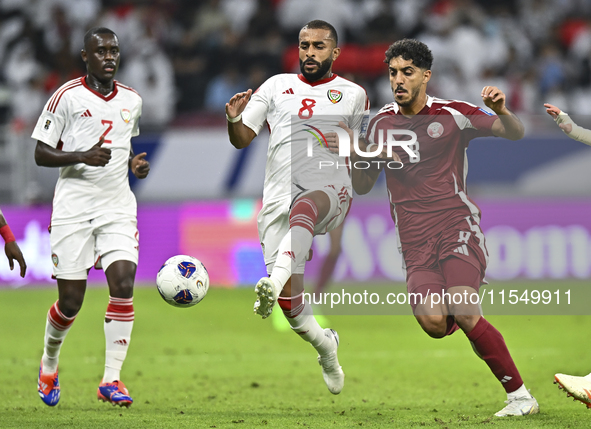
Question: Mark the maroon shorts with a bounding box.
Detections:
[403,214,488,310]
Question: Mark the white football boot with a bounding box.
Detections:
[555,373,591,408]
[494,392,539,417]
[254,278,280,319]
[317,329,345,395]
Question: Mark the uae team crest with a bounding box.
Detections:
[120,108,131,123]
[327,89,342,104]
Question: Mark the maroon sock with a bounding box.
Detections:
[466,317,523,393]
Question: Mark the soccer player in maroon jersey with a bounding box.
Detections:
[347,39,539,417]
[0,208,26,278]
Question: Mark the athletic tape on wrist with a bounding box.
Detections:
[226,113,242,123]
[0,225,15,243]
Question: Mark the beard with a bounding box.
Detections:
[299,57,333,82]
[393,85,420,107]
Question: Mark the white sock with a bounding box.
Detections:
[270,226,314,289]
[584,372,591,380]
[42,320,72,374]
[285,301,334,356]
[103,320,133,382]
[507,384,530,400]
[42,301,76,374]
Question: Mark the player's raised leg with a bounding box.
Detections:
[38,279,85,406]
[97,260,136,407]
[254,191,331,318]
[555,373,591,407]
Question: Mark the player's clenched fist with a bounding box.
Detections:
[82,136,111,166]
[481,86,506,113]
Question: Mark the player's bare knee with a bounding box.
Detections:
[110,279,134,298]
[59,296,83,317]
[415,315,447,339]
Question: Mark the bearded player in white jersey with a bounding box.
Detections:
[31,27,149,407]
[226,20,369,395]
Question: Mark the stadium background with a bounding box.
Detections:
[1,0,591,288]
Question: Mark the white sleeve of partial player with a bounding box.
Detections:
[349,89,370,138]
[242,81,273,136]
[31,95,67,148]
[132,98,142,137]
[555,111,591,146]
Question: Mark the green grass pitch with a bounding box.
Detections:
[1,282,590,428]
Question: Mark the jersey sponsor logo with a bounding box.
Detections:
[51,253,59,267]
[80,109,92,117]
[327,89,343,104]
[282,88,294,94]
[427,121,444,138]
[121,108,131,123]
[43,119,52,131]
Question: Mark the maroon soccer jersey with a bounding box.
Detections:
[367,96,497,246]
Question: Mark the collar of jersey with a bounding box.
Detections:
[394,95,434,116]
[82,76,119,101]
[297,73,338,87]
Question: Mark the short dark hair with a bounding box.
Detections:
[83,27,117,50]
[301,20,338,46]
[384,39,433,70]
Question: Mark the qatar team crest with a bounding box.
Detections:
[51,253,59,267]
[120,108,131,124]
[427,122,444,138]
[327,89,343,104]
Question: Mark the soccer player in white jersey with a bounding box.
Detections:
[31,27,149,407]
[0,208,26,278]
[545,102,591,408]
[226,20,369,395]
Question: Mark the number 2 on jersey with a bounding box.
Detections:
[298,99,316,119]
[100,120,113,144]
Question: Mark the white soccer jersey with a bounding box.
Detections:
[32,77,142,225]
[242,73,369,204]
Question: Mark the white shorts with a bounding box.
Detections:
[50,213,139,280]
[258,184,351,275]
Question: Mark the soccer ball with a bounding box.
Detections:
[156,255,209,308]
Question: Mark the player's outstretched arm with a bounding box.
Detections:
[35,136,111,167]
[0,212,26,278]
[226,89,256,149]
[129,149,150,179]
[544,103,591,146]
[482,86,524,140]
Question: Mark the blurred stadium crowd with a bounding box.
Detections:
[2,0,591,131]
